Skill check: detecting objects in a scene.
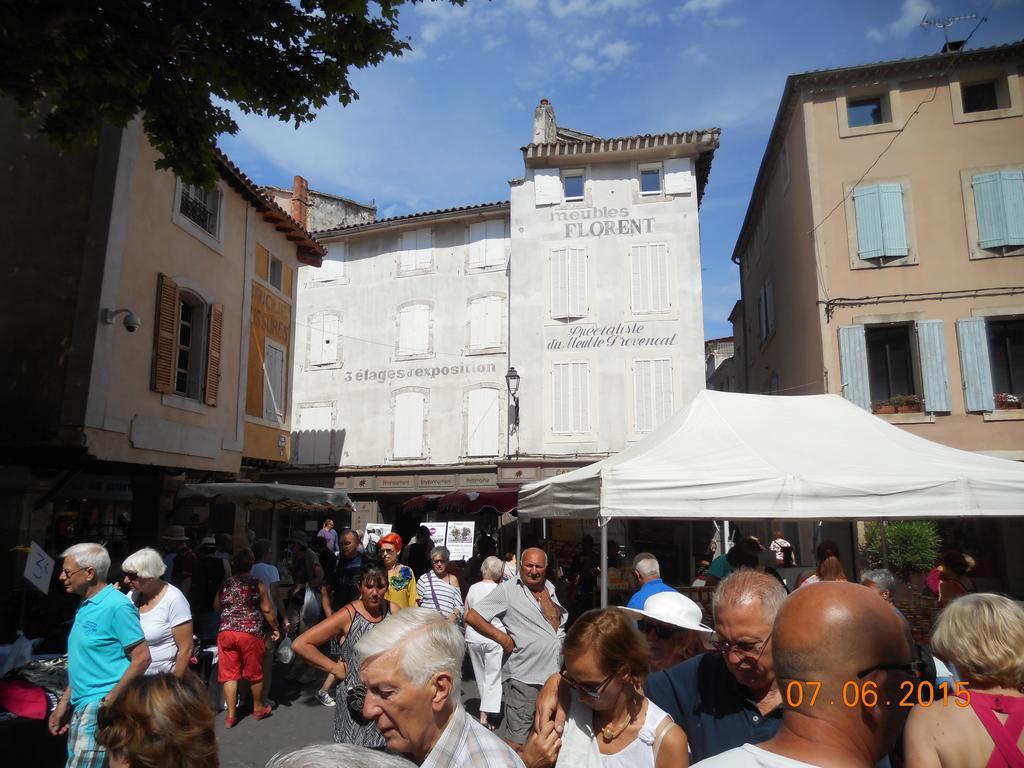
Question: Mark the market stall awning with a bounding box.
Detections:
[437,488,518,517]
[177,482,352,510]
[519,390,1024,521]
[402,495,442,515]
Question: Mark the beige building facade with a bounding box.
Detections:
[730,41,1024,593]
[0,108,323,604]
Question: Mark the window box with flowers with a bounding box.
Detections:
[995,392,1022,410]
[872,394,922,414]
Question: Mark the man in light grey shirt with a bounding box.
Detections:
[464,547,567,747]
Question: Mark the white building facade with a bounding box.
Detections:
[288,102,719,522]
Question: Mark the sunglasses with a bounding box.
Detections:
[380,547,397,555]
[122,572,139,581]
[61,567,87,578]
[636,619,681,640]
[559,666,619,699]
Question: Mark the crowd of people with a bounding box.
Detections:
[47,524,1023,768]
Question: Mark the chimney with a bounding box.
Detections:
[292,175,310,230]
[532,99,558,144]
[942,39,965,53]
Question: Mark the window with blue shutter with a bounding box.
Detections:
[972,171,1024,250]
[916,320,951,413]
[853,183,909,259]
[956,318,995,412]
[838,325,871,411]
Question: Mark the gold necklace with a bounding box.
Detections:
[600,709,634,741]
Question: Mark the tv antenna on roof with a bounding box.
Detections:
[920,13,983,50]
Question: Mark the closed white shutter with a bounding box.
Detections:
[467,388,500,456]
[568,248,587,317]
[308,315,326,366]
[468,222,486,269]
[552,361,589,433]
[535,168,563,206]
[634,360,653,432]
[263,344,285,422]
[551,249,568,318]
[399,231,418,272]
[664,157,694,195]
[631,244,670,312]
[484,219,506,267]
[318,243,346,281]
[393,391,425,457]
[634,359,673,432]
[415,229,432,270]
[398,304,430,355]
[469,297,502,349]
[309,314,340,367]
[296,405,333,465]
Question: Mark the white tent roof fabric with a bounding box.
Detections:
[518,390,1024,521]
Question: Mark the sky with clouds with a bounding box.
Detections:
[220,0,1023,339]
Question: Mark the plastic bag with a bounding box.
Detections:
[0,632,41,678]
[276,635,294,665]
[300,585,321,632]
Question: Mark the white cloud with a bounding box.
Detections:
[866,0,937,41]
[571,52,599,71]
[577,31,606,49]
[682,0,732,12]
[548,0,647,18]
[601,40,636,67]
[683,44,707,65]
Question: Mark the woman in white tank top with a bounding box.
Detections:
[553,608,690,768]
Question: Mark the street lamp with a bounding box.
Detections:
[505,367,520,456]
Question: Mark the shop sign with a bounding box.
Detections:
[58,475,132,502]
[332,477,350,490]
[419,475,456,490]
[377,476,416,491]
[547,322,677,350]
[551,207,655,239]
[499,466,539,483]
[460,473,497,487]
[542,466,576,478]
[351,476,375,492]
[344,361,497,384]
[251,282,290,345]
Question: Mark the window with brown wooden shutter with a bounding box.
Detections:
[152,274,180,393]
[204,303,224,406]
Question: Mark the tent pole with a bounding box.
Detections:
[600,523,608,609]
[881,520,890,571]
[516,518,522,566]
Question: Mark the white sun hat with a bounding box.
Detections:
[621,590,714,633]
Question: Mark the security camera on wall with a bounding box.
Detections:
[100,308,142,333]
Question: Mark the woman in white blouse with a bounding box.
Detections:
[122,547,194,677]
[464,556,506,728]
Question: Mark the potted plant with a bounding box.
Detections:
[891,394,922,413]
[861,520,941,582]
[872,401,897,414]
[995,392,1021,410]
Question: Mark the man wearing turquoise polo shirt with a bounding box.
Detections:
[49,543,150,768]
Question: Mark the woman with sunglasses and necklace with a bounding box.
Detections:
[121,547,194,677]
[416,546,464,623]
[553,607,689,768]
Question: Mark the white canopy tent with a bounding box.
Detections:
[518,390,1024,604]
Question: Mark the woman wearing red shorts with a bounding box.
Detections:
[214,548,280,727]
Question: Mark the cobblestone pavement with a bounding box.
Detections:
[216,660,482,767]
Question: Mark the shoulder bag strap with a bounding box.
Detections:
[427,571,442,612]
[652,716,673,766]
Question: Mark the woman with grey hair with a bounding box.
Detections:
[415,545,463,624]
[464,555,506,728]
[266,743,414,768]
[121,547,193,677]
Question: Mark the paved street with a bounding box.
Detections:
[216,660,482,767]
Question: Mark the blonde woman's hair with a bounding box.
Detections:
[931,593,1024,689]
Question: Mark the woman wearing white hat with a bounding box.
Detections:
[622,591,713,672]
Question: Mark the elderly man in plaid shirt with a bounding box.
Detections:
[355,608,558,768]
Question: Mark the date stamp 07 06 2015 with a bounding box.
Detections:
[784,680,971,709]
